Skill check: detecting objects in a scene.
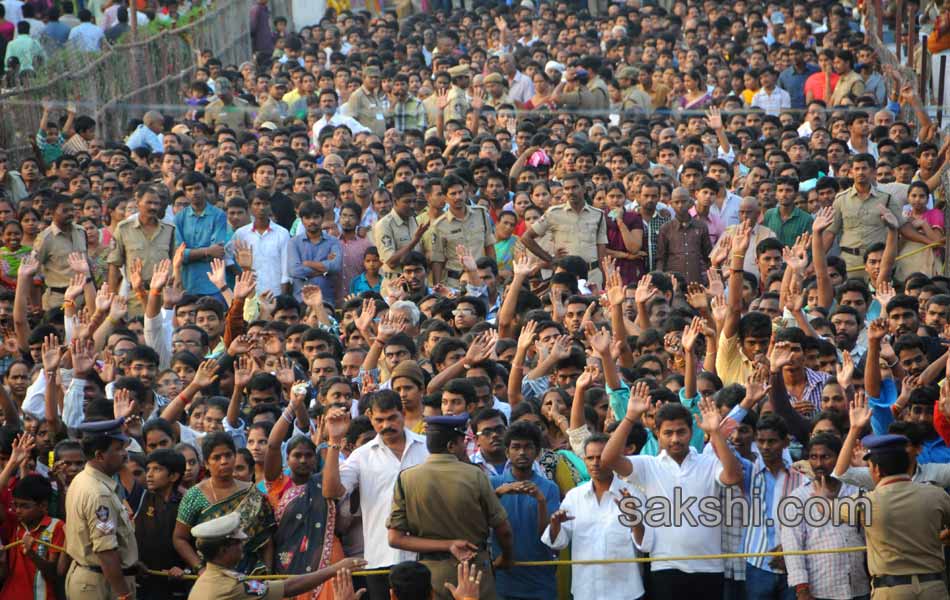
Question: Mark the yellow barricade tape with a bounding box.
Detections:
[845,242,943,273]
[0,538,868,580]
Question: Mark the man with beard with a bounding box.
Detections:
[310,88,369,144]
[287,201,342,303]
[830,306,863,358]
[780,433,869,600]
[602,383,742,600]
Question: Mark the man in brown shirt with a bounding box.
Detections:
[656,187,711,285]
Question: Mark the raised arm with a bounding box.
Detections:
[724,221,753,338]
[602,381,651,478]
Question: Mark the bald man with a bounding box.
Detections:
[712,197,777,276]
[126,111,165,153]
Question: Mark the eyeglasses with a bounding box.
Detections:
[476,426,506,437]
[452,308,475,317]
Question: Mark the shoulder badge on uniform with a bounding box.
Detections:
[96,506,110,522]
[243,580,270,597]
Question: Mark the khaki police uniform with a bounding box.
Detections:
[840,435,950,600]
[621,86,653,113]
[827,185,902,274]
[444,85,470,124]
[203,97,252,131]
[430,205,495,287]
[529,203,608,286]
[373,210,420,279]
[188,563,285,600]
[106,215,176,317]
[346,83,387,138]
[65,463,139,600]
[388,451,509,600]
[34,221,87,310]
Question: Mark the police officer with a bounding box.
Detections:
[844,434,950,600]
[188,512,366,599]
[65,418,139,600]
[386,413,514,600]
[430,174,495,289]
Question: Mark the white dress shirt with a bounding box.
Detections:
[541,476,646,600]
[624,447,726,573]
[338,429,429,568]
[310,112,371,145]
[507,70,535,105]
[67,22,104,52]
[232,220,291,297]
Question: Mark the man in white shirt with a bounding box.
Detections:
[542,432,648,600]
[322,390,428,600]
[602,382,743,600]
[750,67,791,116]
[66,8,105,52]
[310,88,370,148]
[232,189,290,297]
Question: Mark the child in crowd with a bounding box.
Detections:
[0,474,65,600]
[349,246,381,295]
[135,448,188,600]
[0,220,30,290]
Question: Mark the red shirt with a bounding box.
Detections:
[1,516,65,600]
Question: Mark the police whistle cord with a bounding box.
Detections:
[844,242,944,273]
[0,538,869,580]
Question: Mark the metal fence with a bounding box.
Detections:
[0,0,293,162]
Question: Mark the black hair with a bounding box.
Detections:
[142,418,176,443]
[145,448,186,481]
[503,420,542,450]
[200,431,236,463]
[366,389,403,413]
[756,414,789,439]
[389,561,433,600]
[654,403,692,431]
[12,474,52,503]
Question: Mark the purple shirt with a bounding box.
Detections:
[336,234,372,305]
[249,3,274,55]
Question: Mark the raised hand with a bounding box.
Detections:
[575,364,599,390]
[812,206,834,233]
[550,334,573,361]
[326,406,351,444]
[698,397,722,434]
[67,251,90,275]
[731,220,753,256]
[301,285,324,309]
[354,298,377,333]
[275,356,296,387]
[745,364,771,406]
[331,568,366,600]
[233,354,254,390]
[17,254,38,279]
[113,387,137,421]
[849,390,872,431]
[9,433,35,467]
[233,270,257,300]
[172,242,186,274]
[206,258,227,290]
[867,317,888,342]
[681,316,704,353]
[94,283,114,314]
[710,295,728,330]
[41,333,64,372]
[584,321,611,356]
[71,337,96,376]
[634,273,657,304]
[456,243,477,273]
[64,272,86,303]
[192,359,220,389]
[512,255,533,278]
[769,341,795,373]
[445,561,484,600]
[626,380,651,419]
[109,295,128,322]
[707,268,724,299]
[128,257,144,292]
[517,320,538,354]
[837,351,855,390]
[685,283,708,311]
[233,239,254,270]
[705,106,724,130]
[874,280,895,309]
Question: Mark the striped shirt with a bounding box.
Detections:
[741,455,808,570]
[780,482,869,600]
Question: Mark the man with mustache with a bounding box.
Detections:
[780,433,868,600]
[322,390,428,600]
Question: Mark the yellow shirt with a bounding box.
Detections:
[715,331,757,386]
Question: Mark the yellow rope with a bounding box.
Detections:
[845,242,943,272]
[2,538,868,580]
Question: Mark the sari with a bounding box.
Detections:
[266,475,344,600]
[177,483,276,575]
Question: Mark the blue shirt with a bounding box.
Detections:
[42,21,70,45]
[777,63,820,109]
[349,272,380,295]
[174,203,230,295]
[287,232,342,302]
[125,124,164,153]
[490,469,560,600]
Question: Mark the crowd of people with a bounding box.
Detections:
[0,0,949,599]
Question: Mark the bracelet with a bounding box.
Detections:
[328,443,343,450]
[281,410,294,425]
[149,288,162,296]
[219,284,229,292]
[62,300,75,308]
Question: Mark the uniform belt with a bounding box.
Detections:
[839,246,863,256]
[589,260,601,272]
[419,547,488,561]
[446,269,463,280]
[872,573,945,588]
[48,286,68,294]
[79,564,139,576]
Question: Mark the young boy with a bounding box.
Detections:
[0,475,65,600]
[135,448,188,600]
[48,439,86,520]
[349,246,382,295]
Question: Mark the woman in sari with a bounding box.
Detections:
[602,181,645,285]
[677,69,712,112]
[174,432,276,575]
[264,390,344,600]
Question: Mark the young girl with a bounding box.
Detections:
[349,246,381,295]
[18,208,41,248]
[0,221,30,289]
[897,181,944,280]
